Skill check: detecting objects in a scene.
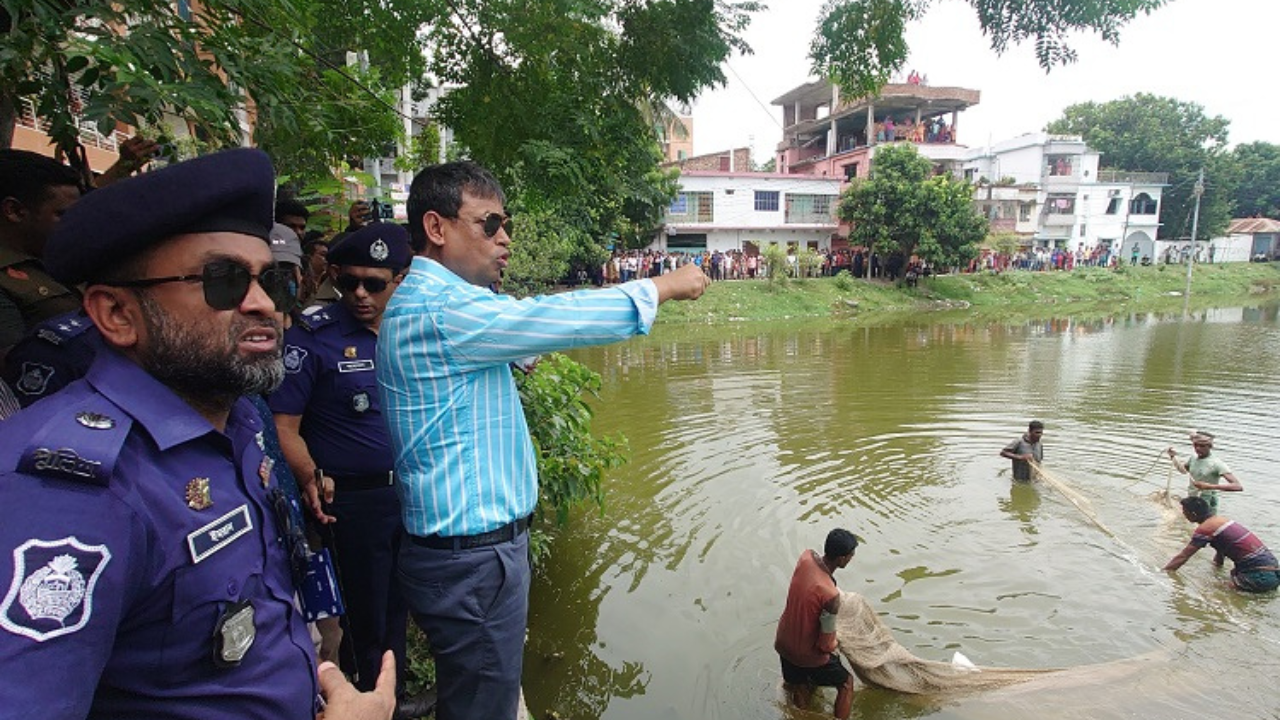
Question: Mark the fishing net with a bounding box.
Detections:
[834,591,1057,694]
[1030,460,1117,538]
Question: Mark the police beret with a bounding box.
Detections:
[45,148,275,285]
[326,222,411,270]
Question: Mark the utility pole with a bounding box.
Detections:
[1184,168,1204,300]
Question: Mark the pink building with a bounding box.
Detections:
[772,80,980,182]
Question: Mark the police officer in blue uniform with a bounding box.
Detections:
[269,223,422,714]
[0,148,391,719]
[1,309,104,407]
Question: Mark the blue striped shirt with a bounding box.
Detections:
[376,256,658,537]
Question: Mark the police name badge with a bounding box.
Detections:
[187,505,253,564]
[370,238,389,262]
[0,537,111,642]
[213,599,255,668]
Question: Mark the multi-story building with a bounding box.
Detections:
[659,114,694,163]
[961,133,1167,260]
[10,90,130,173]
[772,79,980,180]
[655,168,842,254]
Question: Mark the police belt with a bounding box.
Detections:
[409,515,531,551]
[330,470,395,492]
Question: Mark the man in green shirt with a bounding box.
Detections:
[1167,431,1242,514]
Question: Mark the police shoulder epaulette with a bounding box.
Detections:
[297,308,337,332]
[16,396,133,487]
[32,313,94,346]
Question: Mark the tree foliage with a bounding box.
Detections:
[1229,142,1280,220]
[810,0,1167,98]
[0,0,426,181]
[425,0,758,272]
[515,353,628,561]
[839,143,985,270]
[1045,93,1235,240]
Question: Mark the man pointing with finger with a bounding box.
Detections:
[378,161,710,720]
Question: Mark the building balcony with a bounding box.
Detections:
[783,211,837,225]
[1097,170,1170,185]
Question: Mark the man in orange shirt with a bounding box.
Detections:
[775,528,859,719]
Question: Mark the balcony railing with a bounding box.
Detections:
[1097,170,1170,185]
[17,95,131,153]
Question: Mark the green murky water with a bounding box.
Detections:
[525,305,1280,720]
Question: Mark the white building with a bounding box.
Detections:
[1211,218,1280,262]
[654,171,842,253]
[962,133,1167,260]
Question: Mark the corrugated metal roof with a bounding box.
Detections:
[1228,218,1280,234]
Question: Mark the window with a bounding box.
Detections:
[1130,193,1158,215]
[754,190,780,212]
[668,192,714,221]
[1019,203,1032,222]
[1047,155,1074,176]
[677,150,687,160]
[1046,195,1075,214]
[785,194,835,224]
[843,163,859,181]
[1106,197,1121,215]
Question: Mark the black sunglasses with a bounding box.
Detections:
[333,274,390,294]
[476,212,513,239]
[107,259,298,313]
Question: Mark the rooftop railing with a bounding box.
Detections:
[1097,170,1169,185]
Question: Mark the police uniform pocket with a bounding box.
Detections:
[336,373,379,416]
[167,562,265,671]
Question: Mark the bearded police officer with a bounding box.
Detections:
[0,149,390,719]
[269,223,425,717]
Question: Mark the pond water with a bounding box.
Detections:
[524,304,1280,720]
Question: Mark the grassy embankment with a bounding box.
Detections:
[655,262,1280,325]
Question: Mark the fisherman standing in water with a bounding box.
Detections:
[1001,420,1044,481]
[775,529,859,720]
[1163,496,1279,593]
[1167,431,1242,514]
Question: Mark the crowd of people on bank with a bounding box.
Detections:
[598,247,929,285]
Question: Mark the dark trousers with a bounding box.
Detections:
[398,530,531,720]
[329,484,408,693]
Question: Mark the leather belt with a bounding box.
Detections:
[410,515,531,551]
[329,471,395,492]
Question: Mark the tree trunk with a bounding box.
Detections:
[0,92,16,149]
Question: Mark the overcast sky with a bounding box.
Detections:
[690,0,1278,165]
